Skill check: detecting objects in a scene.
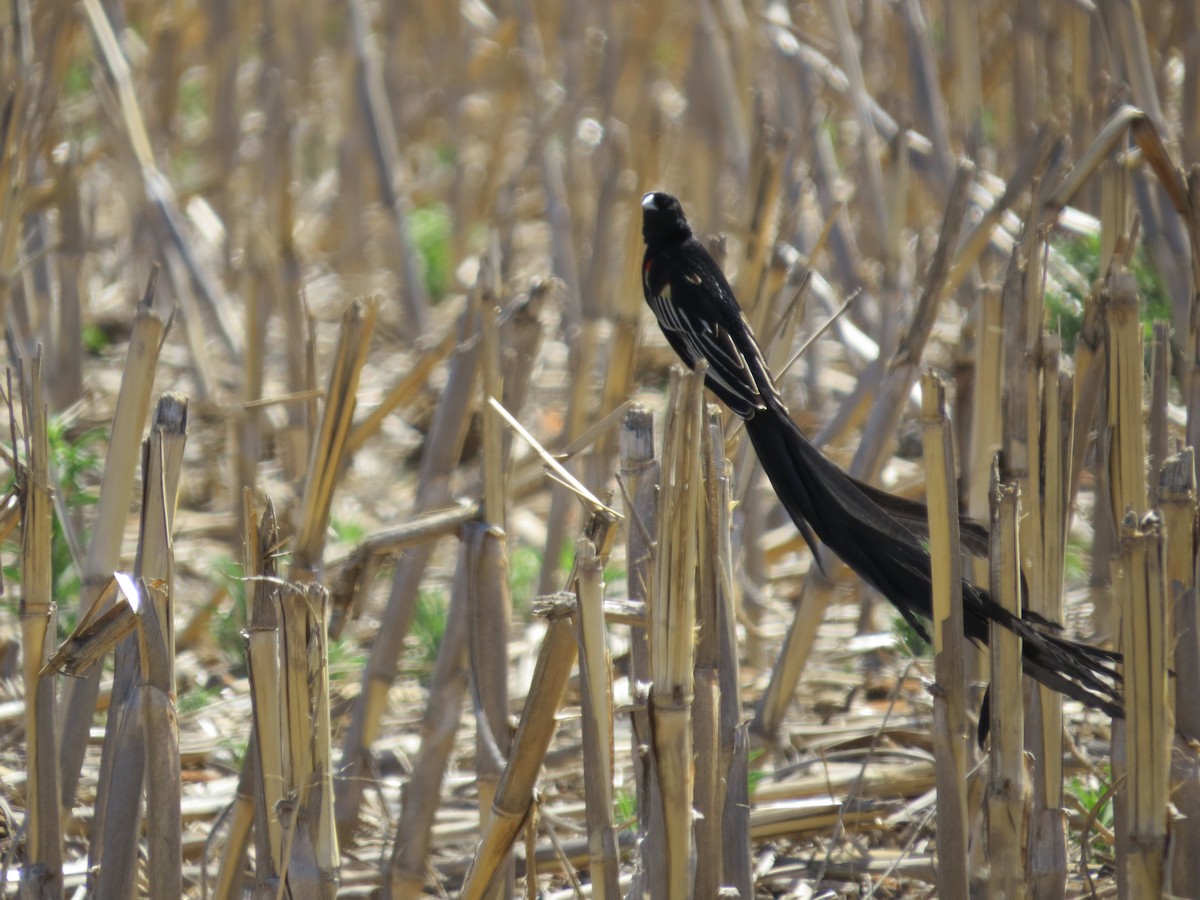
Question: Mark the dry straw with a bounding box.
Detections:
[8,0,1200,895]
[18,357,63,899]
[59,273,167,810]
[987,462,1028,897]
[920,372,967,897]
[337,290,482,838]
[648,365,706,899]
[1116,511,1169,898]
[1158,451,1200,898]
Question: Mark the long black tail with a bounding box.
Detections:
[744,404,1123,718]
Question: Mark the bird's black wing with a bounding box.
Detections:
[643,246,773,418]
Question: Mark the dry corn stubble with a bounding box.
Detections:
[6,0,1200,896]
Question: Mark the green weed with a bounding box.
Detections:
[614,787,637,831]
[177,684,222,717]
[893,614,932,658]
[328,635,366,682]
[1067,770,1114,855]
[509,544,541,614]
[220,735,248,769]
[748,748,768,796]
[1064,533,1091,585]
[1047,233,1172,353]
[212,558,249,672]
[411,587,448,672]
[408,204,453,301]
[329,516,365,547]
[1,422,104,636]
[82,324,111,355]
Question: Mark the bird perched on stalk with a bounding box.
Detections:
[639,190,1122,720]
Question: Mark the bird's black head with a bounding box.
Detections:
[641,191,692,247]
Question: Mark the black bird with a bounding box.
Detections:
[639,190,1122,719]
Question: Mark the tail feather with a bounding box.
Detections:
[849,475,992,556]
[744,406,1123,718]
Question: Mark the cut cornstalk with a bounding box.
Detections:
[987,464,1029,898]
[386,529,473,899]
[344,322,458,457]
[1105,266,1145,887]
[293,298,377,577]
[136,394,188,900]
[619,405,665,898]
[459,611,578,900]
[18,356,63,898]
[459,509,619,899]
[649,366,706,900]
[696,405,749,895]
[245,299,373,891]
[337,293,481,839]
[573,537,619,900]
[1104,270,1146,523]
[921,372,968,898]
[273,580,338,897]
[1116,511,1169,898]
[1157,451,1200,897]
[93,393,187,899]
[244,497,285,886]
[62,273,166,810]
[967,287,1003,522]
[476,278,514,898]
[1028,339,1070,897]
[470,523,513,899]
[693,405,723,898]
